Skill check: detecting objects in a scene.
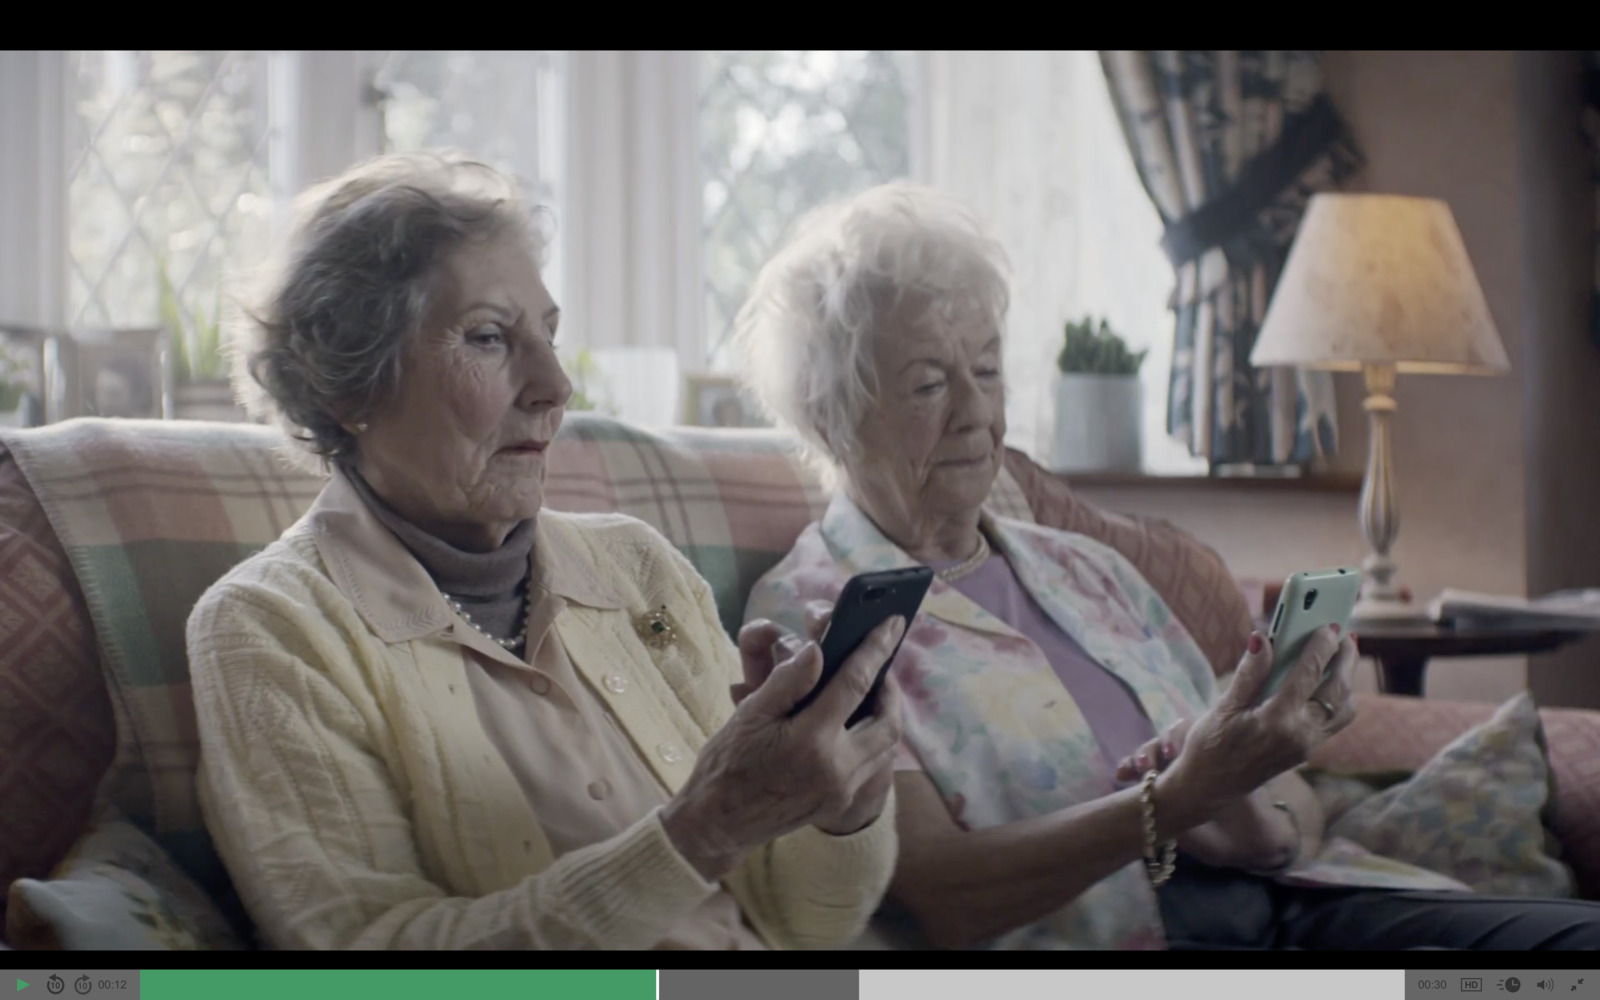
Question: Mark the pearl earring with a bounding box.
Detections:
[353,422,368,434]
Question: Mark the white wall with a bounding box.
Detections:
[1516,51,1600,710]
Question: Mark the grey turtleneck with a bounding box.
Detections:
[342,465,536,643]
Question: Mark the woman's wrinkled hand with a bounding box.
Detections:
[662,603,905,882]
[1149,625,1358,828]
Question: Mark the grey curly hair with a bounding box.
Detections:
[230,151,551,469]
[731,182,1010,479]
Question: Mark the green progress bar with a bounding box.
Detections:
[142,970,653,1000]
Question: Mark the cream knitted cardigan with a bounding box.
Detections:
[187,506,897,950]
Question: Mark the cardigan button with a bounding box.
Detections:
[656,743,683,764]
[603,674,628,695]
[587,779,612,801]
[529,675,552,697]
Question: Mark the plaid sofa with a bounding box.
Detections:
[2,413,1599,949]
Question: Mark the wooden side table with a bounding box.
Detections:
[1351,623,1590,696]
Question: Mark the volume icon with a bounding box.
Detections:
[1539,982,1556,993]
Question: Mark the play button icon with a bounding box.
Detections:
[17,982,28,993]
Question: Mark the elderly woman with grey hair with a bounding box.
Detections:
[739,182,1600,951]
[185,152,905,951]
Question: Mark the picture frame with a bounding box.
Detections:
[0,325,49,428]
[681,373,767,428]
[62,327,168,421]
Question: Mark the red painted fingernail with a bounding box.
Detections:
[1248,632,1264,654]
[1162,742,1175,759]
[1331,623,1342,635]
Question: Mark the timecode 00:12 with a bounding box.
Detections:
[37,977,129,995]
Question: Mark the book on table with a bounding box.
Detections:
[1427,588,1600,631]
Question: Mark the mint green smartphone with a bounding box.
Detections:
[1260,567,1363,700]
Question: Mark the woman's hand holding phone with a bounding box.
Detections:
[722,603,906,837]
[663,608,906,879]
[1147,626,1360,829]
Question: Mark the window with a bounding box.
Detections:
[371,50,567,306]
[57,50,568,412]
[66,51,282,333]
[917,50,1203,473]
[29,51,1195,465]
[699,51,912,371]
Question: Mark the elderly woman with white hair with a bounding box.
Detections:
[185,153,906,950]
[738,182,1600,951]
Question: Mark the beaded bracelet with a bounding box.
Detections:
[1140,768,1177,887]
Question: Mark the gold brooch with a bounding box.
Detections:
[635,605,678,649]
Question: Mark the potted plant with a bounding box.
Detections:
[0,338,43,428]
[0,342,32,427]
[1051,315,1147,472]
[159,262,245,421]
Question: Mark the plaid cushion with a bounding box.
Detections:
[549,416,1033,635]
[1,419,325,906]
[0,412,1032,906]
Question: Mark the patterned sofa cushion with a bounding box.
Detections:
[1313,692,1600,899]
[0,443,114,924]
[1319,693,1573,898]
[6,815,247,950]
[0,413,1034,921]
[0,421,327,927]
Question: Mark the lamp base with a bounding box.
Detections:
[1351,364,1430,629]
[1350,594,1432,627]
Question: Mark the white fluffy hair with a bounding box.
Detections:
[732,182,1011,479]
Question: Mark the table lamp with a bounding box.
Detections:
[1251,193,1510,623]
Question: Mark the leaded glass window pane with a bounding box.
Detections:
[66,50,278,339]
[373,50,565,303]
[700,51,912,371]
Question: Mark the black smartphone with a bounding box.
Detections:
[789,565,935,727]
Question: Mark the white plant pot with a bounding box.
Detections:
[1051,373,1143,473]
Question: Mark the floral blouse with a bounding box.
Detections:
[744,493,1467,951]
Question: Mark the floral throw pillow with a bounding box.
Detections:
[1321,692,1574,899]
[4,819,246,950]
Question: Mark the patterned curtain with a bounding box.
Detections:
[1100,52,1364,470]
[1586,51,1600,348]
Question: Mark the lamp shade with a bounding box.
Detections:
[1251,194,1510,375]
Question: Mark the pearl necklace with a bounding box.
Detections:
[936,532,992,583]
[444,593,529,651]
